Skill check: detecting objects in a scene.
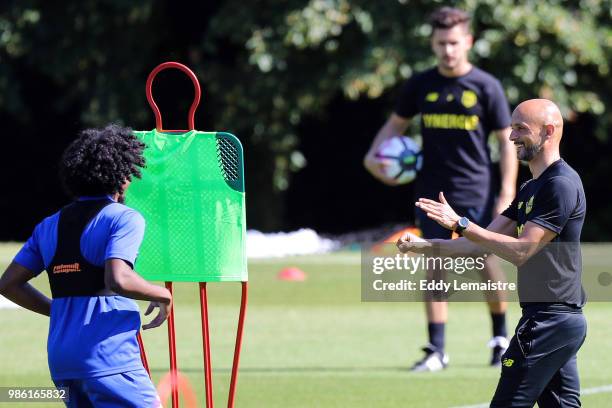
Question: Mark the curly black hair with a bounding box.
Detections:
[60,124,146,197]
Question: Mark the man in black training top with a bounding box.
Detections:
[364,7,518,370]
[398,98,587,407]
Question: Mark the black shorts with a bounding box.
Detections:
[490,305,587,407]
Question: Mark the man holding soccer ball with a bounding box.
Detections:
[364,7,518,371]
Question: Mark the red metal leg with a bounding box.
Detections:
[200,282,214,408]
[228,282,248,408]
[166,281,179,408]
[137,331,151,377]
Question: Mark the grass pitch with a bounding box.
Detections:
[1,243,611,407]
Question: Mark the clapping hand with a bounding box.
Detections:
[415,192,460,231]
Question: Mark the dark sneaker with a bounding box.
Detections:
[488,336,510,366]
[410,344,449,372]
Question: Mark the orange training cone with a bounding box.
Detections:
[277,267,307,281]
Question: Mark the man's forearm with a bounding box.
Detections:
[427,236,489,257]
[368,122,396,154]
[2,284,51,316]
[367,114,410,154]
[105,259,172,304]
[462,223,531,265]
[111,273,171,304]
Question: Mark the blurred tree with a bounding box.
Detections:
[202,0,611,235]
[0,0,611,237]
[204,0,610,162]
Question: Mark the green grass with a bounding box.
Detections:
[1,243,611,407]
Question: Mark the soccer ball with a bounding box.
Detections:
[375,136,423,184]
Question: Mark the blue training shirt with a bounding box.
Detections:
[13,196,146,380]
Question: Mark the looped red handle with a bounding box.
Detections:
[146,62,201,132]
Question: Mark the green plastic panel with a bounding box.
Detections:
[126,129,247,282]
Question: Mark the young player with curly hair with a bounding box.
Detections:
[0,124,169,407]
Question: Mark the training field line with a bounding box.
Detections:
[449,384,612,408]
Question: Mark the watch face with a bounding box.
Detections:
[459,217,469,228]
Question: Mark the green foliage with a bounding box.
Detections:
[0,1,156,124]
[1,1,610,229]
[203,0,611,188]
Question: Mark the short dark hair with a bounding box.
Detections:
[429,7,471,32]
[60,124,146,197]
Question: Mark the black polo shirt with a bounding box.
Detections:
[501,159,587,307]
[395,67,511,206]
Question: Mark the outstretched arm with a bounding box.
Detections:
[397,212,516,258]
[415,192,556,266]
[0,262,51,316]
[459,221,555,266]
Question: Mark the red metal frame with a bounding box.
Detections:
[136,61,248,408]
[165,281,180,408]
[228,282,248,408]
[199,283,214,407]
[137,332,150,376]
[145,61,201,132]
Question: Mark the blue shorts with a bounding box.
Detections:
[416,198,494,239]
[54,368,161,408]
